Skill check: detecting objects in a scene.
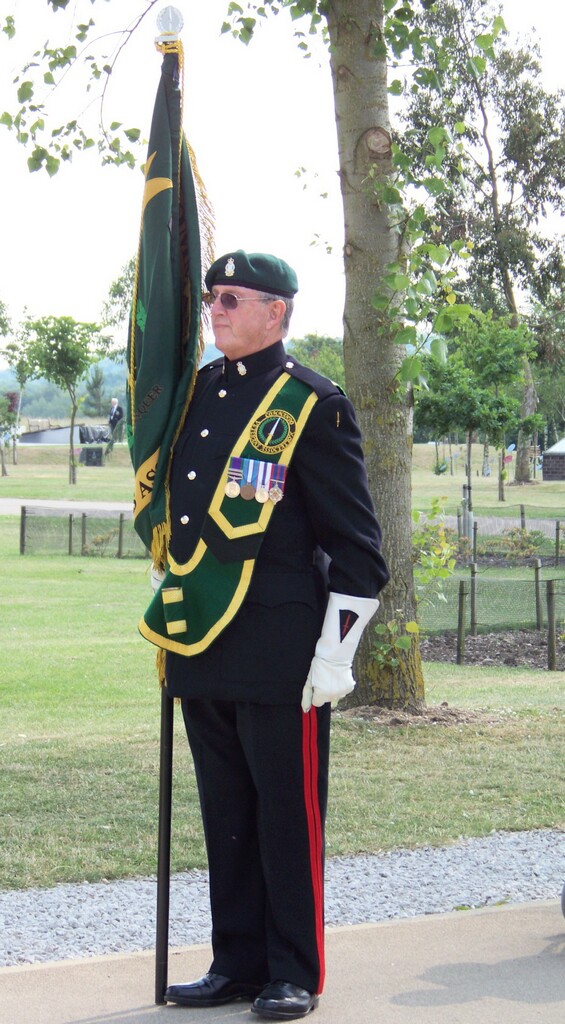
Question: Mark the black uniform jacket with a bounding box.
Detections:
[165,340,389,703]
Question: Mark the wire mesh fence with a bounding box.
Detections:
[19,506,148,559]
[420,572,565,633]
[420,572,565,670]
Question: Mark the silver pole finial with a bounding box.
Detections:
[156,6,184,43]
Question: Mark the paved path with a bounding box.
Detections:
[1,901,563,1024]
[0,497,133,516]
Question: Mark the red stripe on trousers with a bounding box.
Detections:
[302,708,325,993]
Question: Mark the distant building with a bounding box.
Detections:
[541,438,565,481]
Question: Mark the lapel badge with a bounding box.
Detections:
[225,257,235,277]
[237,361,247,376]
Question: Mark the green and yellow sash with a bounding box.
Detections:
[139,372,318,656]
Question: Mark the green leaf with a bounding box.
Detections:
[427,126,448,147]
[17,80,34,103]
[430,336,448,362]
[388,79,403,96]
[416,270,437,295]
[422,176,448,197]
[2,16,16,39]
[371,293,390,311]
[384,272,410,291]
[124,128,140,142]
[382,185,403,204]
[398,354,423,382]
[475,33,494,53]
[0,111,13,127]
[425,243,450,266]
[468,55,486,76]
[393,326,417,346]
[395,636,413,650]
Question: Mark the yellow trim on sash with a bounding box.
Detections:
[166,619,188,635]
[138,557,256,655]
[167,539,207,577]
[208,382,318,540]
[162,587,183,604]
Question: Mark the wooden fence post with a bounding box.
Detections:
[68,514,73,556]
[118,512,125,559]
[457,580,468,665]
[20,506,26,555]
[556,521,561,568]
[546,579,556,671]
[470,563,478,637]
[520,504,526,529]
[534,559,543,630]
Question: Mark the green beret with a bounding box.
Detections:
[205,250,298,298]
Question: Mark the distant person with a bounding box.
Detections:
[108,398,124,436]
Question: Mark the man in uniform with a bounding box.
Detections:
[141,250,389,1020]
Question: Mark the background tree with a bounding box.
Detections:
[0,300,10,339]
[529,291,565,449]
[416,312,539,501]
[287,334,345,390]
[83,363,107,416]
[400,0,565,483]
[0,392,18,477]
[101,256,136,358]
[22,315,109,483]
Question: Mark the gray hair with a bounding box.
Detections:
[259,292,294,337]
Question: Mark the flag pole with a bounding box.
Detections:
[151,7,185,1005]
[155,685,174,1004]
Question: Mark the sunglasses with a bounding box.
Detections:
[206,292,273,311]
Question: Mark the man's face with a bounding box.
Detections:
[208,286,284,360]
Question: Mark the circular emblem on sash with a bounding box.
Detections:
[249,409,296,455]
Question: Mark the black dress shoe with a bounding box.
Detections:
[165,971,263,1007]
[251,981,319,1019]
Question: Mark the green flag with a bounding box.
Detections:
[127,41,212,563]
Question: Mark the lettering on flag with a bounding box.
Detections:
[134,450,160,518]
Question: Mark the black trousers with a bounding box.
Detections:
[180,698,331,994]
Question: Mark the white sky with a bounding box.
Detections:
[0,0,562,350]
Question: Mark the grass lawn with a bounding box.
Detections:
[412,442,565,518]
[2,443,565,518]
[0,444,135,503]
[1,515,564,890]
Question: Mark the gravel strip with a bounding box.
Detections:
[1,830,563,967]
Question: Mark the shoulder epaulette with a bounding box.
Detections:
[283,358,345,399]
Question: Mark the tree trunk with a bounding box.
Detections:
[498,448,505,502]
[515,358,537,483]
[1,445,7,477]
[68,395,78,485]
[326,0,424,710]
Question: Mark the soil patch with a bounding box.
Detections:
[337,703,504,727]
[420,627,565,671]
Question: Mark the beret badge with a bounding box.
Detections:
[224,257,236,277]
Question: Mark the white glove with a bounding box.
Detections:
[301,592,379,712]
[150,564,166,593]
